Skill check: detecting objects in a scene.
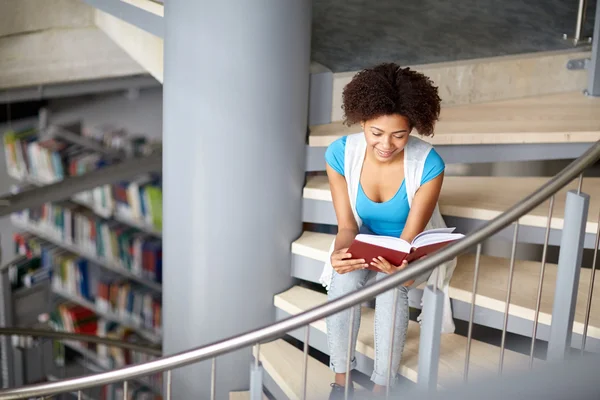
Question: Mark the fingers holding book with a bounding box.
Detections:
[331,248,369,274]
[371,256,415,286]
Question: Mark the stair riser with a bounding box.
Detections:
[301,201,600,249]
[305,143,592,172]
[328,50,590,123]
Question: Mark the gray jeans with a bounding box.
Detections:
[326,267,430,386]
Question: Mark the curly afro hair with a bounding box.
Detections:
[341,63,441,136]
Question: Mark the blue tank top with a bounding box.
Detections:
[325,136,445,237]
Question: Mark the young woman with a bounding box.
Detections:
[320,63,456,398]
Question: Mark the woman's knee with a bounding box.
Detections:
[397,285,409,298]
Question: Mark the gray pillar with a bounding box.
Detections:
[547,190,590,361]
[588,0,600,96]
[162,1,311,399]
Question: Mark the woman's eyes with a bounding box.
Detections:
[371,132,405,139]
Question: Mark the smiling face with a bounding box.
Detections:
[362,114,411,163]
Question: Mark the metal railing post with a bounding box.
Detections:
[587,0,600,96]
[417,284,444,390]
[0,266,14,389]
[250,348,263,400]
[548,190,590,361]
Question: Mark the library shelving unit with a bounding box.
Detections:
[3,122,163,399]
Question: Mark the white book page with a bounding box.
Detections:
[354,234,412,253]
[411,227,455,243]
[412,228,464,248]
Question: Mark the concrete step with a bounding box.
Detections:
[306,92,600,169]
[302,175,600,248]
[275,286,531,388]
[256,339,350,400]
[309,91,600,151]
[291,231,600,351]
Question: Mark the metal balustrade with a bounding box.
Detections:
[0,328,160,399]
[0,140,597,399]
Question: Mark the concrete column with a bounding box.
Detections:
[162,1,311,398]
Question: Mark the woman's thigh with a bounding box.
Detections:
[328,268,374,299]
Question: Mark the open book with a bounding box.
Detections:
[347,227,464,272]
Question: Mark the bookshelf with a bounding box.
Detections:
[3,122,163,399]
[15,173,162,238]
[11,217,161,292]
[52,286,161,344]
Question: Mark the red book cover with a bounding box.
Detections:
[347,235,461,273]
[347,240,410,271]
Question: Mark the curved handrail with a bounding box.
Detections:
[0,328,161,356]
[1,140,599,399]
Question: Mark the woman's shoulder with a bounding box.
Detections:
[325,135,348,159]
[327,135,348,150]
[425,147,445,168]
[325,136,348,175]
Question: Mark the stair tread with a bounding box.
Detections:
[275,286,530,387]
[229,391,268,400]
[293,231,600,339]
[303,175,600,234]
[309,92,600,147]
[258,339,342,400]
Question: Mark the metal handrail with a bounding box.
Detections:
[0,140,598,399]
[0,328,161,356]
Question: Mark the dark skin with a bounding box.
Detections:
[327,113,444,394]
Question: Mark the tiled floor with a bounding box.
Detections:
[312,0,597,72]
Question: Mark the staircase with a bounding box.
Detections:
[254,77,600,399]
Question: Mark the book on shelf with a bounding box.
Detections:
[13,202,163,284]
[15,233,162,337]
[4,124,163,232]
[49,305,163,395]
[347,227,465,272]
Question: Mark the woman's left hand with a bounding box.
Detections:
[370,257,415,286]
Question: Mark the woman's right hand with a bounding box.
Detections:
[331,248,368,274]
